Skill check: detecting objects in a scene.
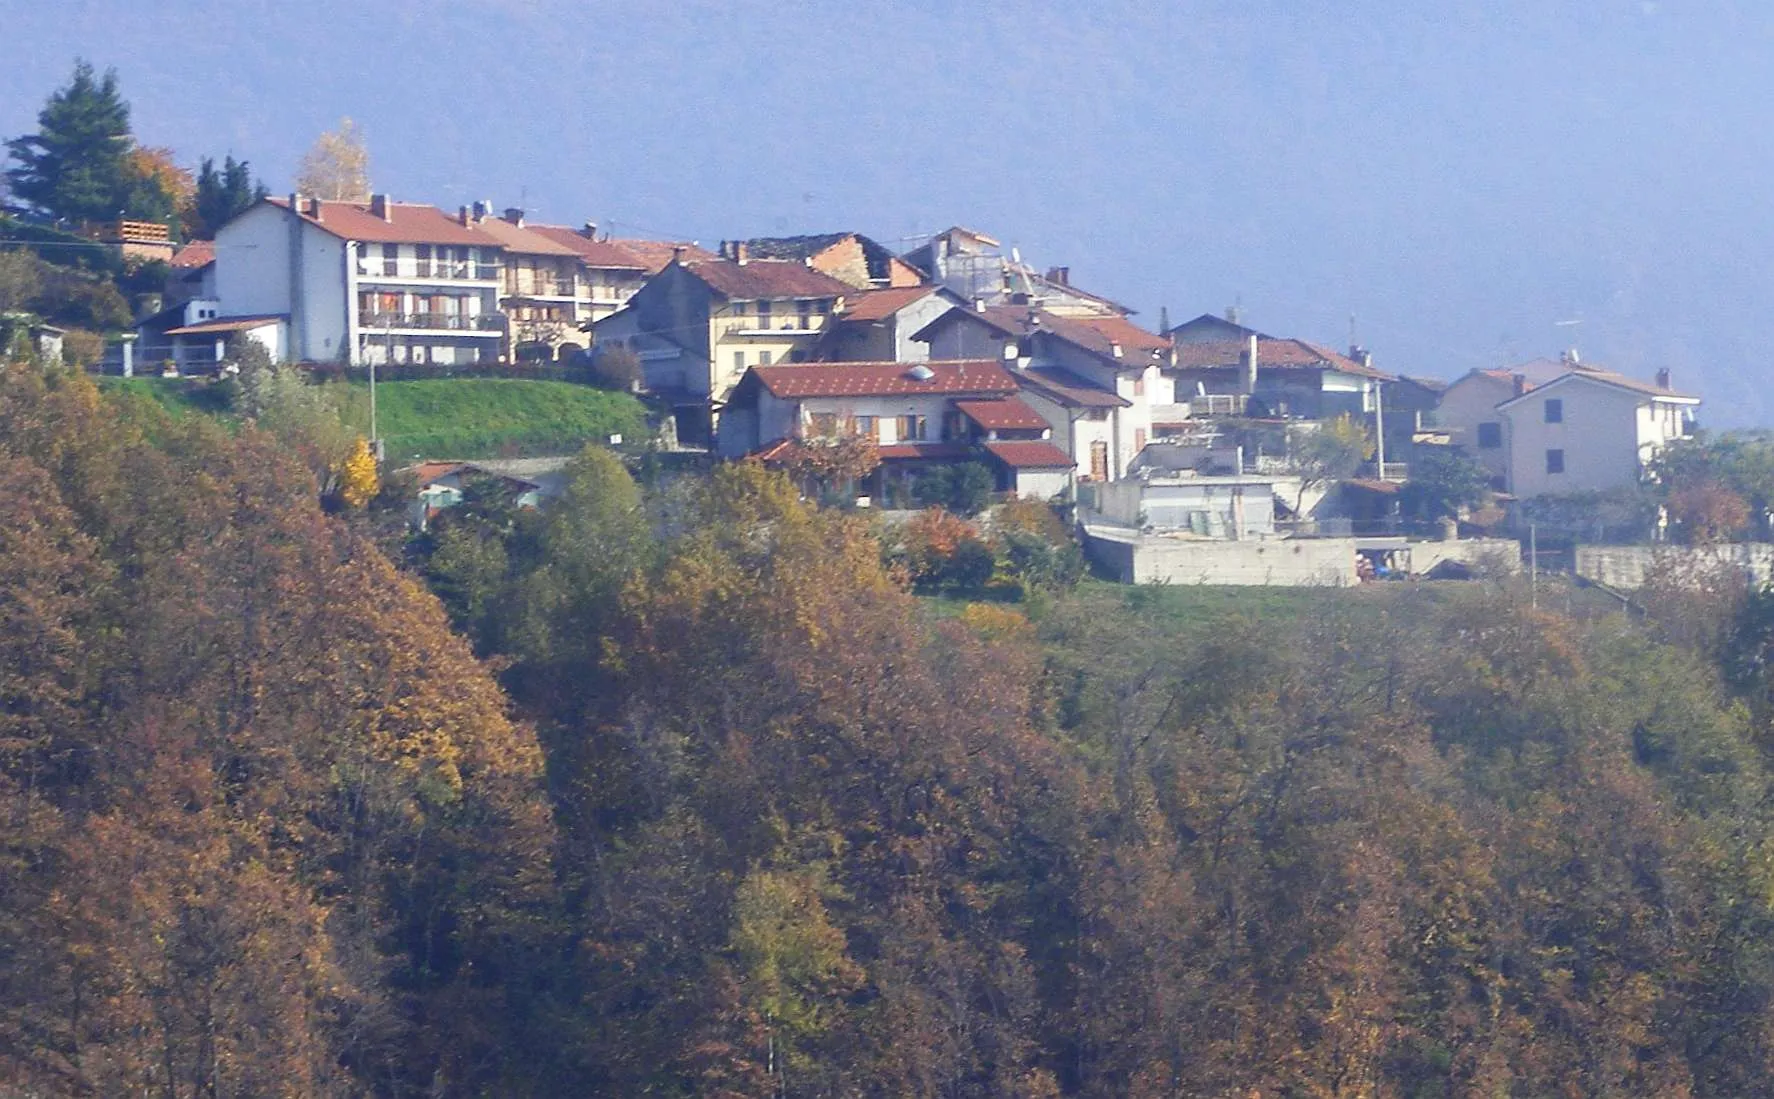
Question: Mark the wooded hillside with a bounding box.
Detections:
[9,366,1774,1096]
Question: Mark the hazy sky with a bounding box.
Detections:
[5,1,1771,423]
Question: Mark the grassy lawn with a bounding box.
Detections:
[102,375,649,460]
[336,379,648,460]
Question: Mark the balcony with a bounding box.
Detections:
[356,261,500,283]
[362,311,504,334]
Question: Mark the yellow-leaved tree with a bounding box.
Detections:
[338,435,379,508]
[295,118,370,202]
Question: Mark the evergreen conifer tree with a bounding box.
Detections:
[6,61,136,223]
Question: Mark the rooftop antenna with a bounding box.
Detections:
[1349,313,1358,349]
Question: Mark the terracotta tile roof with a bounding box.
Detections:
[525,225,652,270]
[685,258,853,300]
[908,303,1040,344]
[752,359,1017,399]
[466,217,583,257]
[1495,365,1699,405]
[163,313,285,336]
[1015,366,1130,409]
[170,240,214,268]
[408,461,470,485]
[955,396,1050,431]
[268,197,504,247]
[983,439,1076,468]
[879,442,974,460]
[609,238,720,274]
[836,285,943,322]
[1170,336,1394,380]
[1035,311,1169,366]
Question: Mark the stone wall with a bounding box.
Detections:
[1574,544,1774,589]
[1083,526,1357,586]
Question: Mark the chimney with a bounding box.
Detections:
[1513,373,1528,397]
[502,207,524,226]
[1046,265,1070,286]
[1240,333,1258,395]
[306,196,323,219]
[581,221,598,240]
[1226,304,1241,326]
[973,298,987,313]
[671,244,687,264]
[458,205,471,227]
[735,241,749,266]
[1562,347,1580,367]
[471,200,492,220]
[369,193,391,221]
[1656,367,1672,390]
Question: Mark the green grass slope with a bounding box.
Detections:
[339,379,649,460]
[102,376,649,460]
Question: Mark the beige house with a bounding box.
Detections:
[468,209,594,360]
[524,223,657,324]
[1495,363,1699,498]
[590,256,854,443]
[1435,359,1573,489]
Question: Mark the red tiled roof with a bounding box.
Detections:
[163,313,285,336]
[685,258,853,300]
[609,238,720,274]
[752,360,1017,398]
[408,461,470,485]
[955,396,1049,431]
[526,225,652,270]
[466,216,583,256]
[879,442,973,460]
[1170,336,1393,380]
[1036,311,1169,366]
[170,240,214,268]
[268,197,504,247]
[1015,366,1130,408]
[983,439,1075,468]
[837,285,942,322]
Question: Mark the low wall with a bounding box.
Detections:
[1083,527,1357,587]
[1409,538,1521,576]
[1574,544,1774,589]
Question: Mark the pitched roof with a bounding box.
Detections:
[878,442,974,461]
[908,303,1039,344]
[683,258,853,300]
[170,240,214,269]
[465,216,583,257]
[983,439,1076,469]
[1495,366,1699,407]
[739,233,852,261]
[163,313,285,336]
[955,396,1050,431]
[751,359,1017,399]
[608,238,720,274]
[1166,312,1267,341]
[525,225,653,270]
[1170,336,1394,380]
[1015,366,1130,408]
[1034,311,1169,366]
[836,285,945,322]
[267,196,504,247]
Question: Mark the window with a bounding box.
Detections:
[382,243,398,276]
[758,351,772,365]
[414,244,431,277]
[1477,421,1502,448]
[733,350,746,372]
[476,248,499,280]
[1090,440,1109,481]
[898,414,927,441]
[798,300,813,329]
[757,300,773,328]
[1546,448,1565,474]
[943,410,966,440]
[1544,398,1563,423]
[1133,375,1145,397]
[855,415,878,439]
[1134,428,1148,452]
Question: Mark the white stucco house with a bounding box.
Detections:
[1494,362,1699,498]
[718,359,1075,503]
[213,193,508,366]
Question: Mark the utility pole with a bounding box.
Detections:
[1529,523,1538,608]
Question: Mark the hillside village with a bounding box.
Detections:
[48,190,1697,588]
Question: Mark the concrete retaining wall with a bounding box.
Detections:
[1574,544,1774,589]
[1084,527,1357,586]
[1083,529,1522,587]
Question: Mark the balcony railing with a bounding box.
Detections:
[356,261,500,282]
[1190,393,1249,417]
[363,311,504,332]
